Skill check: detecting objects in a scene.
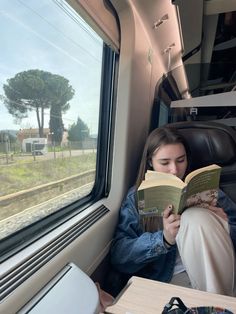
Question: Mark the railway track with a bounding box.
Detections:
[0,170,95,239]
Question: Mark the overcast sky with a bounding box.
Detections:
[0,0,103,135]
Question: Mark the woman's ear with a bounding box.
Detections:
[148,160,153,168]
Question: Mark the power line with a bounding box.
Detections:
[16,0,102,63]
[52,0,101,44]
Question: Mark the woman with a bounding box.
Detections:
[110,127,236,296]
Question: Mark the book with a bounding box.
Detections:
[137,164,221,218]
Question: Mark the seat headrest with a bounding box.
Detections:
[167,121,236,170]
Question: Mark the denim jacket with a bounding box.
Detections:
[110,187,236,283]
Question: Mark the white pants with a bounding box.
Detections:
[175,207,236,296]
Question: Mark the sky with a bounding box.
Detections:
[0,0,103,135]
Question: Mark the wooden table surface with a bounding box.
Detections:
[105,276,236,314]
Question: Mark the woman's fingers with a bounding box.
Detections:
[163,205,181,244]
[167,214,180,224]
[162,204,173,218]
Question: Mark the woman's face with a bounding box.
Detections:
[151,143,187,179]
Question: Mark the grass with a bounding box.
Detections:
[0,152,96,197]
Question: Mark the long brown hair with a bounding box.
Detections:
[135,127,190,188]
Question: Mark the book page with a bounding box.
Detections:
[138,178,186,190]
[145,170,183,184]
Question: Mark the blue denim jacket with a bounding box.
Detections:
[110,187,236,283]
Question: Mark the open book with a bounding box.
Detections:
[137,164,221,216]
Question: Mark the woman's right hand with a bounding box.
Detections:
[162,204,181,245]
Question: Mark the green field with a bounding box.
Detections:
[0,152,96,197]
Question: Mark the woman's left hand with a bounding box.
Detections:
[207,205,228,222]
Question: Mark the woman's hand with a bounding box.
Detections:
[207,205,228,222]
[162,204,181,245]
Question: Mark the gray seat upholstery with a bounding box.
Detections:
[167,121,236,203]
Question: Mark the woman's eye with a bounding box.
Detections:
[177,158,185,163]
[160,162,169,166]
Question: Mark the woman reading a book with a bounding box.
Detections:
[110,127,236,296]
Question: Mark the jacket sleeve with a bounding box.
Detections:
[110,188,175,273]
[218,189,236,251]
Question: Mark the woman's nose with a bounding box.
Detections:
[169,163,178,175]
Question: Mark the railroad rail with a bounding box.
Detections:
[0,170,95,221]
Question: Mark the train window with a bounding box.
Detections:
[151,70,184,129]
[157,100,169,126]
[0,0,115,257]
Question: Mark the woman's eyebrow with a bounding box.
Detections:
[158,154,186,161]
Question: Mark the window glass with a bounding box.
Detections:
[158,100,169,126]
[0,0,104,241]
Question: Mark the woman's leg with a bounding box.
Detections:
[170,271,192,288]
[176,207,235,296]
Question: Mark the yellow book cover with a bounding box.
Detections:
[137,164,221,216]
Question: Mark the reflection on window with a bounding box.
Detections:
[0,0,103,240]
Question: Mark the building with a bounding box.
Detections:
[17,128,68,146]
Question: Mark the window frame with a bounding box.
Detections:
[0,43,117,262]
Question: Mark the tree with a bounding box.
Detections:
[49,105,64,144]
[48,74,73,144]
[0,131,16,143]
[3,69,74,138]
[68,117,90,144]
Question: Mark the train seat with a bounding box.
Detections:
[167,121,236,203]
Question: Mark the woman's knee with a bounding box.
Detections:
[181,207,228,232]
